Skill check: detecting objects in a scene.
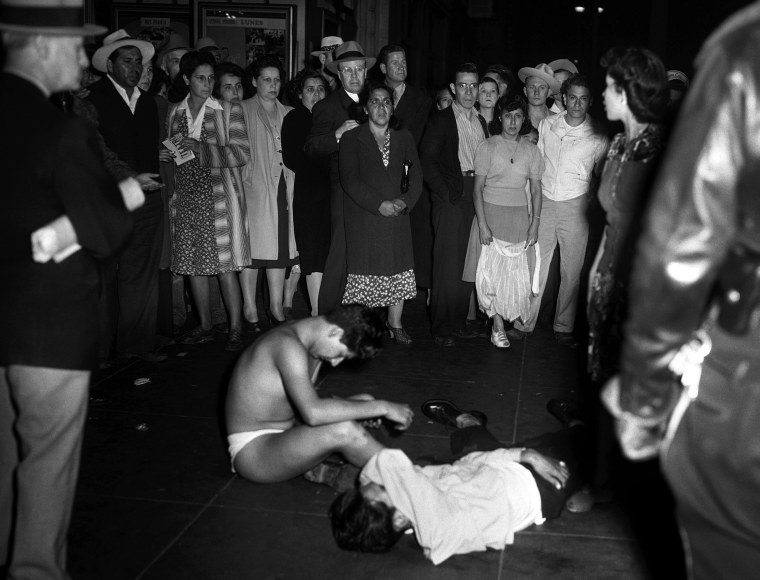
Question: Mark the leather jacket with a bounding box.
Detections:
[610,2,760,425]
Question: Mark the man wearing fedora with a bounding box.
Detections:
[519,63,560,130]
[305,40,374,314]
[158,32,188,83]
[0,1,133,577]
[88,30,166,361]
[311,35,342,91]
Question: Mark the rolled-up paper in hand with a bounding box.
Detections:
[31,215,80,263]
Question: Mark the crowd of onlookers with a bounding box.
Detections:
[64,29,691,365]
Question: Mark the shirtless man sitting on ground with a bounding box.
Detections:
[225,304,414,483]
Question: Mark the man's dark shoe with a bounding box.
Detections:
[554,331,578,348]
[465,319,489,338]
[452,327,479,339]
[547,398,584,427]
[506,328,528,341]
[433,335,454,347]
[421,399,488,428]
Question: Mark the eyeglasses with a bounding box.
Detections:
[455,82,479,91]
[192,74,215,85]
[339,66,366,77]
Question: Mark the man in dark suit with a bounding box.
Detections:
[0,3,133,577]
[305,41,375,314]
[421,63,487,346]
[88,30,165,361]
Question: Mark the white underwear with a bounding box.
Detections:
[227,429,284,472]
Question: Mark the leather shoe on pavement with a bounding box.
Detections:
[452,327,479,339]
[421,399,488,428]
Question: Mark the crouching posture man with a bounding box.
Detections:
[329,399,585,564]
[225,304,414,482]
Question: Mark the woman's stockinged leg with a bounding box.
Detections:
[188,275,213,329]
[306,272,322,316]
[267,267,286,321]
[239,267,259,323]
[218,271,243,332]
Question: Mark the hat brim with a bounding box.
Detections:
[0,22,106,36]
[326,56,376,75]
[518,68,561,95]
[93,39,155,73]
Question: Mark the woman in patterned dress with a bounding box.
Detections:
[339,83,422,344]
[162,51,250,351]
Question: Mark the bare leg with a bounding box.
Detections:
[305,272,323,316]
[233,421,384,483]
[187,275,212,330]
[266,267,286,321]
[387,301,404,328]
[239,267,259,323]
[492,314,505,333]
[218,271,243,332]
[284,267,301,309]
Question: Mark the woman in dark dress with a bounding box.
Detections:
[282,70,330,316]
[339,83,422,344]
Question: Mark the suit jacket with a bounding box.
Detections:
[305,88,358,187]
[420,106,465,205]
[340,125,422,275]
[87,76,159,175]
[393,84,432,146]
[0,73,132,369]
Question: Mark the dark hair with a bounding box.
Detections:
[356,82,399,129]
[285,68,327,107]
[489,91,530,135]
[485,64,518,94]
[212,61,245,99]
[148,66,169,97]
[560,73,592,96]
[324,304,384,359]
[108,44,143,65]
[453,62,479,79]
[329,489,405,553]
[245,54,284,84]
[478,76,499,91]
[167,50,216,102]
[602,46,668,123]
[378,44,405,66]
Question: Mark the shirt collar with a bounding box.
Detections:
[451,100,477,122]
[344,88,360,103]
[177,94,224,111]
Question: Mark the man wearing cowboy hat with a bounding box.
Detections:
[87,29,166,362]
[306,40,375,314]
[0,1,133,577]
[547,58,579,114]
[518,62,560,129]
[311,35,343,91]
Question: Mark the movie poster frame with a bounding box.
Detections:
[195,2,296,78]
[111,3,192,55]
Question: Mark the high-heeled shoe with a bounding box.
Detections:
[267,310,286,327]
[386,321,412,345]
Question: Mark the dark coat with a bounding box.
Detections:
[393,84,432,146]
[282,103,331,273]
[339,125,422,275]
[86,77,159,174]
[0,73,132,369]
[420,106,464,205]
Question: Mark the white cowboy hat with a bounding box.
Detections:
[326,41,376,75]
[547,58,579,75]
[0,0,106,36]
[92,29,155,73]
[518,63,561,94]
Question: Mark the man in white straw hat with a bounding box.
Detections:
[518,62,560,129]
[306,40,375,314]
[547,58,579,114]
[311,35,343,90]
[88,29,166,362]
[0,1,134,577]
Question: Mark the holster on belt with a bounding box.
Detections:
[715,243,760,335]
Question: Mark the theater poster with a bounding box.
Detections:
[112,3,192,55]
[196,2,296,78]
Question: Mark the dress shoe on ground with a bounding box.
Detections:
[506,328,528,341]
[225,329,245,352]
[421,399,488,428]
[546,398,584,427]
[452,327,479,339]
[554,331,578,348]
[433,335,454,347]
[491,329,510,348]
